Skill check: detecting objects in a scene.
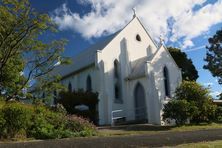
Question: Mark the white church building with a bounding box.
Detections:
[52,15,182,125]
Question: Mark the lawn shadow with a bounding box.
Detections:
[99,124,175,132]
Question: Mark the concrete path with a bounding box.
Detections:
[1,128,222,148]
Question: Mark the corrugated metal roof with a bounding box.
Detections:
[51,31,120,78]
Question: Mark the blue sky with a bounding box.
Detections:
[30,0,222,98]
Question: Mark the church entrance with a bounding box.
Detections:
[134,83,148,122]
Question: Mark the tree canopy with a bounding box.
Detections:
[204,29,222,99]
[0,0,69,100]
[204,29,222,84]
[168,47,199,81]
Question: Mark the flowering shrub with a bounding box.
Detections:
[65,115,97,137]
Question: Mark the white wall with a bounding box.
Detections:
[60,66,99,92]
[151,45,182,124]
[95,18,160,124]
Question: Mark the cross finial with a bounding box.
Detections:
[159,35,165,45]
[132,7,136,18]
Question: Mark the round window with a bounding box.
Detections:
[136,34,141,41]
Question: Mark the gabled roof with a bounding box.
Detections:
[52,31,120,78]
[52,16,159,79]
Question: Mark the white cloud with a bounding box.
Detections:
[203,82,214,86]
[52,0,222,48]
[210,91,221,98]
[182,40,194,49]
[183,45,205,52]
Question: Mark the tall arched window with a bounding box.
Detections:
[163,66,170,97]
[114,60,119,78]
[114,59,122,102]
[86,75,92,91]
[53,90,57,105]
[68,82,72,92]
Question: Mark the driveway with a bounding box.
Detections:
[1,128,222,148]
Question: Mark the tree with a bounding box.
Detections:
[0,0,69,100]
[204,29,222,99]
[168,47,198,81]
[204,29,222,84]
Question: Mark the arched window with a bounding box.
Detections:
[114,60,119,78]
[163,66,170,97]
[42,92,45,98]
[68,82,72,92]
[113,59,122,102]
[114,84,119,99]
[86,75,92,92]
[53,90,57,105]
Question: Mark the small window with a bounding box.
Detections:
[53,90,57,105]
[42,92,45,98]
[114,84,119,99]
[136,34,141,41]
[68,82,72,92]
[86,75,92,92]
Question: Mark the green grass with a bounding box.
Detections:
[98,123,222,137]
[175,140,222,148]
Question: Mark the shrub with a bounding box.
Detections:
[27,105,97,139]
[163,100,198,125]
[58,90,99,124]
[65,115,97,137]
[163,81,217,125]
[0,111,6,137]
[27,105,68,139]
[215,106,222,122]
[1,102,33,138]
[0,101,97,140]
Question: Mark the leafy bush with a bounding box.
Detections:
[58,90,99,124]
[163,100,196,125]
[1,102,33,138]
[163,81,217,125]
[27,106,61,139]
[0,101,97,140]
[65,115,97,137]
[0,111,6,137]
[215,106,222,122]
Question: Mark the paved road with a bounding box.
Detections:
[1,128,222,148]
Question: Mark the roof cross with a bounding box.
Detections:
[132,7,136,18]
[159,35,165,45]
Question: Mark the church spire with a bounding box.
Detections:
[132,7,136,18]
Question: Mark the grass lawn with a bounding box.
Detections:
[175,140,222,148]
[98,123,222,137]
